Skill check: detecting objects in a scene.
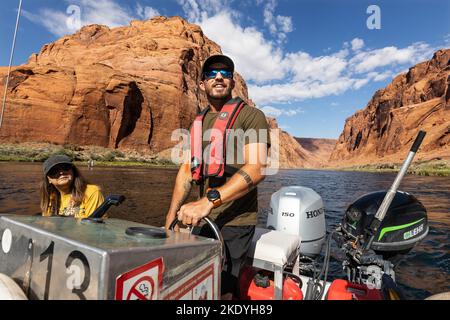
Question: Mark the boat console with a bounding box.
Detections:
[0,215,221,300]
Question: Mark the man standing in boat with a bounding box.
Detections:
[165,54,270,299]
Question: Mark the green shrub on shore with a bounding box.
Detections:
[339,160,450,177]
[99,150,126,162]
[0,143,176,168]
[408,160,450,176]
[0,145,82,162]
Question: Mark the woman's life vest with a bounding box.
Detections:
[190,97,245,183]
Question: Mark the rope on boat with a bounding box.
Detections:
[0,0,23,130]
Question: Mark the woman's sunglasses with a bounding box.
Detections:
[203,69,233,80]
[48,164,73,179]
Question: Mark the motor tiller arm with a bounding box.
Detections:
[363,131,426,251]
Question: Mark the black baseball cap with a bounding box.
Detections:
[201,54,235,75]
[43,155,73,175]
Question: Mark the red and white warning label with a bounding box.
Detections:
[115,257,164,300]
[163,259,218,300]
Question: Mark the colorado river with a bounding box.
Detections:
[0,162,448,299]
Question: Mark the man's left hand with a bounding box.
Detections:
[177,198,214,227]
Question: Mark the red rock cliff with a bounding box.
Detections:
[329,49,450,166]
[0,17,255,154]
[295,137,337,167]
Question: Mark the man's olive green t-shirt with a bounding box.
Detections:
[199,103,270,228]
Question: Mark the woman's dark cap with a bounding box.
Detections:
[201,54,235,75]
[43,155,73,175]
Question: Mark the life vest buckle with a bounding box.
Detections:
[191,157,201,171]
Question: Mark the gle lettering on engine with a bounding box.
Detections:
[403,224,424,240]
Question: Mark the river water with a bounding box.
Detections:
[0,162,448,299]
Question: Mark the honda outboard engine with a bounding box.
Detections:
[267,186,326,257]
[342,190,428,259]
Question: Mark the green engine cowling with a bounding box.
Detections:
[342,191,428,257]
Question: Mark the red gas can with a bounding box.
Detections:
[326,279,383,300]
[239,266,303,300]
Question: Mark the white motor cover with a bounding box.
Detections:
[267,186,326,257]
[0,274,27,300]
[248,227,301,266]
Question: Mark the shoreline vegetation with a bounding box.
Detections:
[330,161,450,177]
[0,142,178,169]
[0,142,449,176]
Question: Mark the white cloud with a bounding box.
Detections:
[136,3,160,20]
[176,0,231,22]
[285,52,348,82]
[367,70,394,82]
[199,11,285,83]
[444,34,450,45]
[353,78,370,90]
[23,0,160,37]
[262,0,293,44]
[351,38,364,51]
[260,106,303,117]
[276,15,293,34]
[246,41,435,104]
[249,78,355,104]
[176,0,201,22]
[22,9,76,38]
[334,48,350,59]
[350,42,434,73]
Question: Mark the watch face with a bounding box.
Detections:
[207,189,220,201]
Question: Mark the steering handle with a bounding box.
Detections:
[169,216,225,269]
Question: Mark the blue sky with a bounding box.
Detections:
[1,0,449,138]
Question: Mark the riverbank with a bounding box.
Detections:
[330,160,450,177]
[1,142,449,176]
[0,142,177,169]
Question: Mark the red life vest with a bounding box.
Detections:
[190,97,245,183]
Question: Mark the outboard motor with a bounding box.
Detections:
[328,131,428,299]
[342,190,428,259]
[333,190,428,293]
[267,186,326,257]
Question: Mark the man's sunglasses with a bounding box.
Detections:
[48,164,73,178]
[203,69,233,80]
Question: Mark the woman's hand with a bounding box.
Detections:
[177,198,214,227]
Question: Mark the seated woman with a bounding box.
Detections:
[40,154,104,218]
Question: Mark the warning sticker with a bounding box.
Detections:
[115,258,164,300]
[163,261,216,300]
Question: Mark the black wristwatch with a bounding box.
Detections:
[206,189,222,208]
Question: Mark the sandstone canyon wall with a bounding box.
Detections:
[329,49,450,166]
[295,138,337,168]
[0,16,314,168]
[0,18,251,152]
